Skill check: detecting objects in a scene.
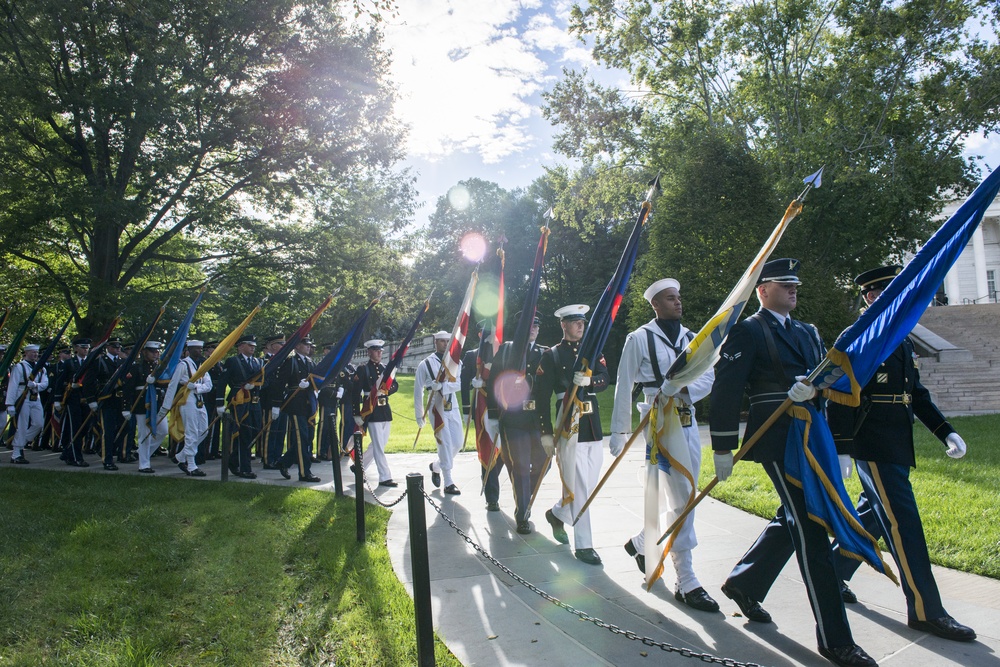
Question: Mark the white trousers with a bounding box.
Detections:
[430,406,463,486]
[178,399,208,471]
[551,439,603,550]
[363,421,392,483]
[137,415,167,470]
[11,400,44,457]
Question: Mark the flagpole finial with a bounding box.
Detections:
[797,166,825,202]
[644,171,662,202]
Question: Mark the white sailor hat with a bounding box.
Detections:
[23,344,40,352]
[364,339,385,349]
[143,340,163,350]
[432,330,450,341]
[554,304,590,321]
[186,340,204,348]
[643,278,680,303]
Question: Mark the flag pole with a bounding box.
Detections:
[573,410,652,524]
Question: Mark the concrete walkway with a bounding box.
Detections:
[9,440,999,667]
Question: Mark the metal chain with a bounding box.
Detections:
[421,490,767,667]
[352,458,409,508]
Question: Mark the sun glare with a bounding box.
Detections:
[460,232,487,263]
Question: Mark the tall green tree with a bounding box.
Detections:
[0,0,408,336]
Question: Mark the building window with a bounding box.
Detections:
[989,270,997,303]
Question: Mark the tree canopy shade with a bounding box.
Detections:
[549,0,1000,338]
[0,0,408,337]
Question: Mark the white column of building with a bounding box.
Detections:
[973,226,989,303]
[944,264,961,304]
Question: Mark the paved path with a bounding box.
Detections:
[9,440,999,667]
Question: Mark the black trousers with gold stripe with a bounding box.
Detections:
[280,414,314,479]
[833,460,946,622]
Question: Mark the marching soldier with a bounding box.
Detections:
[351,340,398,487]
[260,334,287,468]
[162,341,212,477]
[534,305,609,565]
[316,341,350,461]
[224,333,264,479]
[610,278,718,611]
[200,340,226,461]
[6,343,48,463]
[414,331,463,495]
[83,336,125,470]
[709,259,877,667]
[462,322,503,511]
[55,337,92,467]
[488,311,547,533]
[123,341,167,474]
[275,337,321,482]
[829,266,975,642]
[44,346,71,451]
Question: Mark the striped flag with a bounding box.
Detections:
[442,268,478,382]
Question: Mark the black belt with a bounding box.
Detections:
[870,392,911,405]
[750,392,787,405]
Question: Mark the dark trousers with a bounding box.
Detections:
[230,403,261,474]
[727,460,854,650]
[281,414,314,478]
[499,422,548,523]
[200,412,221,459]
[834,461,946,622]
[482,457,505,505]
[317,408,338,459]
[99,407,124,465]
[263,412,287,466]
[59,400,86,463]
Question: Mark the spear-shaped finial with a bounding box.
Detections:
[797,166,825,202]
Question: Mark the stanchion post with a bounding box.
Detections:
[354,432,365,543]
[406,473,435,667]
[331,430,344,497]
[220,412,231,482]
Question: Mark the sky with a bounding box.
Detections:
[379,1,1000,227]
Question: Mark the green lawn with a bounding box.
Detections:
[0,469,461,667]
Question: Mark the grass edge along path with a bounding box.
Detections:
[0,469,462,667]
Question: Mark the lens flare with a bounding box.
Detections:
[448,184,471,211]
[460,232,487,263]
[494,370,532,410]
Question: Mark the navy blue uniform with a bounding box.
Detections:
[462,346,503,505]
[224,354,264,475]
[274,352,318,479]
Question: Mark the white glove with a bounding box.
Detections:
[839,454,853,479]
[270,407,280,420]
[659,379,682,397]
[217,406,226,416]
[945,433,967,459]
[178,380,188,387]
[88,401,98,411]
[27,381,38,390]
[5,406,14,416]
[53,401,62,411]
[353,416,363,427]
[609,432,628,457]
[146,374,156,384]
[416,416,426,428]
[243,383,255,391]
[122,411,131,419]
[788,376,817,402]
[336,387,344,399]
[430,380,443,391]
[714,451,734,481]
[470,377,484,389]
[540,434,555,457]
[298,379,309,390]
[572,371,591,387]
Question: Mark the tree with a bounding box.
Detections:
[0,0,408,336]
[548,0,1000,337]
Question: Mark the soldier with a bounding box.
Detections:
[45,346,71,451]
[709,259,877,667]
[224,333,264,479]
[200,340,225,461]
[610,278,718,611]
[122,341,167,473]
[534,305,610,566]
[55,337,93,467]
[84,336,126,470]
[6,343,48,463]
[119,342,138,462]
[488,310,546,533]
[162,341,212,477]
[351,339,398,487]
[260,334,287,468]
[828,266,975,642]
[462,321,504,511]
[415,331,463,495]
[275,337,321,483]
[316,341,349,461]
[0,344,8,442]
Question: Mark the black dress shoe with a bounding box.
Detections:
[178,461,188,473]
[429,463,441,488]
[104,463,119,471]
[516,521,532,534]
[187,468,207,477]
[299,474,321,483]
[624,538,646,574]
[486,502,501,512]
[721,583,771,623]
[675,587,720,612]
[443,484,461,495]
[77,460,90,468]
[11,456,30,465]
[545,509,569,544]
[840,581,858,604]
[278,465,291,480]
[908,616,976,642]
[378,479,398,487]
[138,467,155,474]
[262,463,276,470]
[238,471,257,479]
[818,643,878,667]
[575,548,603,565]
[310,456,320,463]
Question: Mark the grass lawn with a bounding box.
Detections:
[0,469,461,667]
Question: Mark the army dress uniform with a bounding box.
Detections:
[224,340,264,478]
[55,341,93,467]
[82,340,126,469]
[6,346,49,463]
[316,357,346,461]
[273,344,321,482]
[352,341,398,485]
[828,266,975,642]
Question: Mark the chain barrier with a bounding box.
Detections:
[352,457,409,508]
[420,489,767,667]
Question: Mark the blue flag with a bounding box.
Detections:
[313,300,378,389]
[147,290,204,435]
[818,167,1000,404]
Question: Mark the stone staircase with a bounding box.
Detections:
[914,304,1000,415]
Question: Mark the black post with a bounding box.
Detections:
[406,472,435,666]
[220,412,231,482]
[354,432,365,543]
[331,421,344,497]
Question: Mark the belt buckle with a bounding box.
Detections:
[377,396,388,406]
[676,406,692,427]
[443,397,453,411]
[522,399,536,411]
[901,392,911,406]
[251,396,260,404]
[579,401,593,415]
